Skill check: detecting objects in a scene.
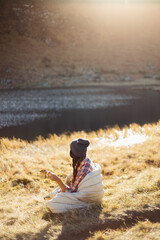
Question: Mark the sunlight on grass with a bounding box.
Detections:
[95,128,148,147]
[89,220,160,240]
[0,121,160,239]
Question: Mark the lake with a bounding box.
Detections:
[0,86,160,140]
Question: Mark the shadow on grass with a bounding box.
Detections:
[41,203,103,240]
[15,205,160,240]
[15,224,51,240]
[57,203,102,240]
[41,205,160,240]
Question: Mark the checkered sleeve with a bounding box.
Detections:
[65,159,91,193]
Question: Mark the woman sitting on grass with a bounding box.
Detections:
[45,138,104,213]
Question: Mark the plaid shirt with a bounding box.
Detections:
[66,158,94,193]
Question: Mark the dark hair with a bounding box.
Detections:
[70,150,85,183]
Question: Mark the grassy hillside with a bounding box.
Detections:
[0,121,160,239]
[0,0,160,90]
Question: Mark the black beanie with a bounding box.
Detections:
[70,138,90,158]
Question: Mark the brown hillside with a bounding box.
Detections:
[0,0,160,89]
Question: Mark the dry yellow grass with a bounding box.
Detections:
[0,121,160,240]
[88,221,160,240]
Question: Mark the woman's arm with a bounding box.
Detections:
[47,171,67,192]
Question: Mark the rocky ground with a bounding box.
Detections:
[0,0,160,90]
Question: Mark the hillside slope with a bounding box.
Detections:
[0,122,160,239]
[0,0,160,89]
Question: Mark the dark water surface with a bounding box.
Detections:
[0,86,160,140]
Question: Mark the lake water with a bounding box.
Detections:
[0,86,160,140]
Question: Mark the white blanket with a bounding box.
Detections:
[46,163,104,213]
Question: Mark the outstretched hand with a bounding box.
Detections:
[47,171,58,181]
[45,171,67,192]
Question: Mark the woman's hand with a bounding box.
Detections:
[47,171,58,181]
[46,171,67,192]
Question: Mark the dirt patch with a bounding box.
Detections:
[11,178,32,187]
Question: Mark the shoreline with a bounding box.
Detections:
[0,86,160,140]
[0,78,160,92]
